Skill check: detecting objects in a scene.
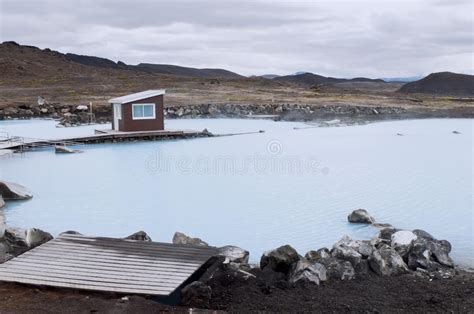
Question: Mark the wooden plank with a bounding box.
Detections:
[49,239,214,260]
[7,258,196,277]
[0,268,180,289]
[58,234,217,254]
[0,235,216,296]
[0,276,171,295]
[0,263,190,282]
[12,254,200,273]
[24,247,204,268]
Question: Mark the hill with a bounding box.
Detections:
[398,72,474,96]
[133,63,242,79]
[274,72,384,87]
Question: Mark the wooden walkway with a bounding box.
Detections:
[0,233,217,296]
[0,129,210,151]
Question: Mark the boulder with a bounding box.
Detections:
[288,259,327,285]
[334,236,375,258]
[326,259,355,280]
[407,240,433,270]
[260,244,299,274]
[217,245,249,265]
[25,228,53,248]
[331,245,362,266]
[0,181,33,200]
[172,232,208,246]
[391,230,417,258]
[305,248,331,263]
[369,245,409,276]
[428,241,454,268]
[0,195,5,208]
[412,229,435,240]
[125,231,152,242]
[347,209,375,224]
[377,227,399,242]
[55,146,82,154]
[180,281,212,308]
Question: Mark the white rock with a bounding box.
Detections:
[76,105,88,111]
[391,230,417,256]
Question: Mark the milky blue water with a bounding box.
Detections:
[0,118,472,266]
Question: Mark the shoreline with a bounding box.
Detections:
[1,103,473,127]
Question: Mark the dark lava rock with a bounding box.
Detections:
[347,209,375,224]
[217,245,249,265]
[305,247,331,263]
[287,259,327,285]
[125,231,152,242]
[369,245,409,276]
[326,259,355,281]
[260,244,299,274]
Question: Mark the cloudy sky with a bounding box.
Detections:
[0,0,472,77]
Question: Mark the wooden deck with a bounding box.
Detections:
[0,233,217,296]
[0,129,210,151]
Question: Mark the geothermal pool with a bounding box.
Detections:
[0,118,472,265]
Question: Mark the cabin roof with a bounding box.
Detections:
[108,90,166,104]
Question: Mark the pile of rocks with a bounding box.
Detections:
[177,210,457,307]
[1,102,407,125]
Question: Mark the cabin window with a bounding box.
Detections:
[132,103,155,120]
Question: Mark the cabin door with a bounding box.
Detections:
[113,104,122,131]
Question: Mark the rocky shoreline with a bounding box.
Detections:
[1,102,473,127]
[1,198,472,312]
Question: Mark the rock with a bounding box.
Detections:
[452,131,461,134]
[180,281,212,308]
[0,195,5,208]
[125,231,152,242]
[288,259,327,285]
[55,146,82,154]
[347,209,375,224]
[412,229,435,240]
[407,240,432,270]
[305,248,331,263]
[369,246,409,276]
[326,259,355,280]
[25,228,53,248]
[331,245,362,267]
[208,106,220,116]
[377,227,399,242]
[260,244,299,274]
[391,230,417,258]
[217,245,249,265]
[172,231,208,246]
[176,108,184,117]
[76,105,88,111]
[332,235,372,260]
[428,241,454,268]
[59,230,83,236]
[354,259,370,276]
[0,181,33,200]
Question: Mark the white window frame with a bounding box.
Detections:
[132,103,156,120]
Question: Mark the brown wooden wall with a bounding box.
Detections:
[116,95,164,132]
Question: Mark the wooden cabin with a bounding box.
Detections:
[108,90,165,132]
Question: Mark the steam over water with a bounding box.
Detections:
[0,118,472,266]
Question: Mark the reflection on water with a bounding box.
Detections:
[0,118,472,265]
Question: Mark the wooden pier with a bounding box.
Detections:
[0,233,217,297]
[0,129,211,151]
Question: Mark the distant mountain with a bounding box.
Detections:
[380,76,423,83]
[398,72,474,96]
[65,53,126,69]
[133,63,242,79]
[274,72,384,87]
[259,74,280,79]
[63,53,242,79]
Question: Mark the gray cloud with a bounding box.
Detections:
[0,0,472,77]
